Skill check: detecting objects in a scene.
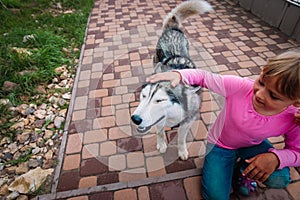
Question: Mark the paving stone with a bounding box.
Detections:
[117,137,143,153]
[109,154,126,171]
[114,188,137,200]
[165,158,195,174]
[149,180,187,200]
[97,173,119,185]
[65,133,83,154]
[72,110,86,121]
[138,186,150,200]
[67,196,88,200]
[142,135,159,154]
[79,176,97,188]
[89,89,108,98]
[184,176,203,200]
[127,152,145,169]
[190,120,208,140]
[83,129,107,144]
[79,70,91,80]
[264,188,291,200]
[287,181,300,200]
[74,96,88,110]
[116,109,131,125]
[119,168,146,182]
[57,170,80,192]
[89,192,113,200]
[93,116,116,129]
[290,167,300,181]
[63,154,81,171]
[80,157,108,176]
[81,143,99,159]
[109,126,132,140]
[146,156,166,177]
[187,141,206,158]
[86,108,101,119]
[102,96,122,106]
[100,141,117,156]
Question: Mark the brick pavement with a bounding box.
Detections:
[37,0,300,199]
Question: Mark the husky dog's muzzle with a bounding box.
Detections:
[131,115,165,133]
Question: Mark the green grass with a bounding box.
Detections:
[0,0,93,135]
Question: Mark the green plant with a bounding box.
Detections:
[5,148,33,165]
[0,0,93,137]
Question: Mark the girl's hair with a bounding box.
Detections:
[262,50,300,100]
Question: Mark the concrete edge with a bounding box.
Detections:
[37,168,202,199]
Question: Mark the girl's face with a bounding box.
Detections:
[253,73,298,116]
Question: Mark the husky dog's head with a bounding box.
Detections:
[131,81,185,134]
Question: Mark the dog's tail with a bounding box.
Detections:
[163,0,213,29]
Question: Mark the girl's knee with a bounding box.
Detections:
[264,176,291,188]
[264,168,291,188]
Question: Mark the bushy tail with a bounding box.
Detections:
[163,0,213,29]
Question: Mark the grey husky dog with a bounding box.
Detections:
[131,0,212,160]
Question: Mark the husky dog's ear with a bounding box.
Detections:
[154,62,163,73]
[185,85,201,93]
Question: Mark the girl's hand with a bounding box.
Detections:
[242,153,279,182]
[146,71,181,87]
[295,109,300,127]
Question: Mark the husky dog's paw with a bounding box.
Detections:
[178,149,189,160]
[157,142,167,153]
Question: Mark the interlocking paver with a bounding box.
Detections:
[63,154,81,170]
[127,152,145,169]
[40,0,300,199]
[116,109,131,125]
[67,196,88,200]
[78,176,97,188]
[100,141,117,156]
[89,192,113,200]
[108,126,132,140]
[119,168,147,182]
[72,110,86,121]
[80,157,107,177]
[184,176,203,200]
[149,180,187,200]
[146,156,166,177]
[109,154,126,171]
[287,181,300,200]
[74,96,88,110]
[81,143,99,159]
[65,133,83,154]
[114,188,137,200]
[83,129,107,144]
[138,186,150,200]
[93,116,115,129]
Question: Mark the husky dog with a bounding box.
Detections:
[131,0,212,160]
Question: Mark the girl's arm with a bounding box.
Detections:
[146,71,182,87]
[147,68,247,97]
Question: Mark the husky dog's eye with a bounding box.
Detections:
[155,99,166,103]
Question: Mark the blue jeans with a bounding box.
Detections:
[201,141,291,200]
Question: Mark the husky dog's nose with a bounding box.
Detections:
[131,115,142,125]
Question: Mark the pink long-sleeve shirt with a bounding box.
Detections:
[178,69,300,169]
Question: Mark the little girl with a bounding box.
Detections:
[147,50,300,199]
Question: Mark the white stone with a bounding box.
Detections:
[54,116,65,129]
[8,167,54,194]
[62,92,71,100]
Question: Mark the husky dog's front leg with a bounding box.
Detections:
[156,126,167,153]
[178,122,193,160]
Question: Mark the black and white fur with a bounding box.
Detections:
[131,0,212,160]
